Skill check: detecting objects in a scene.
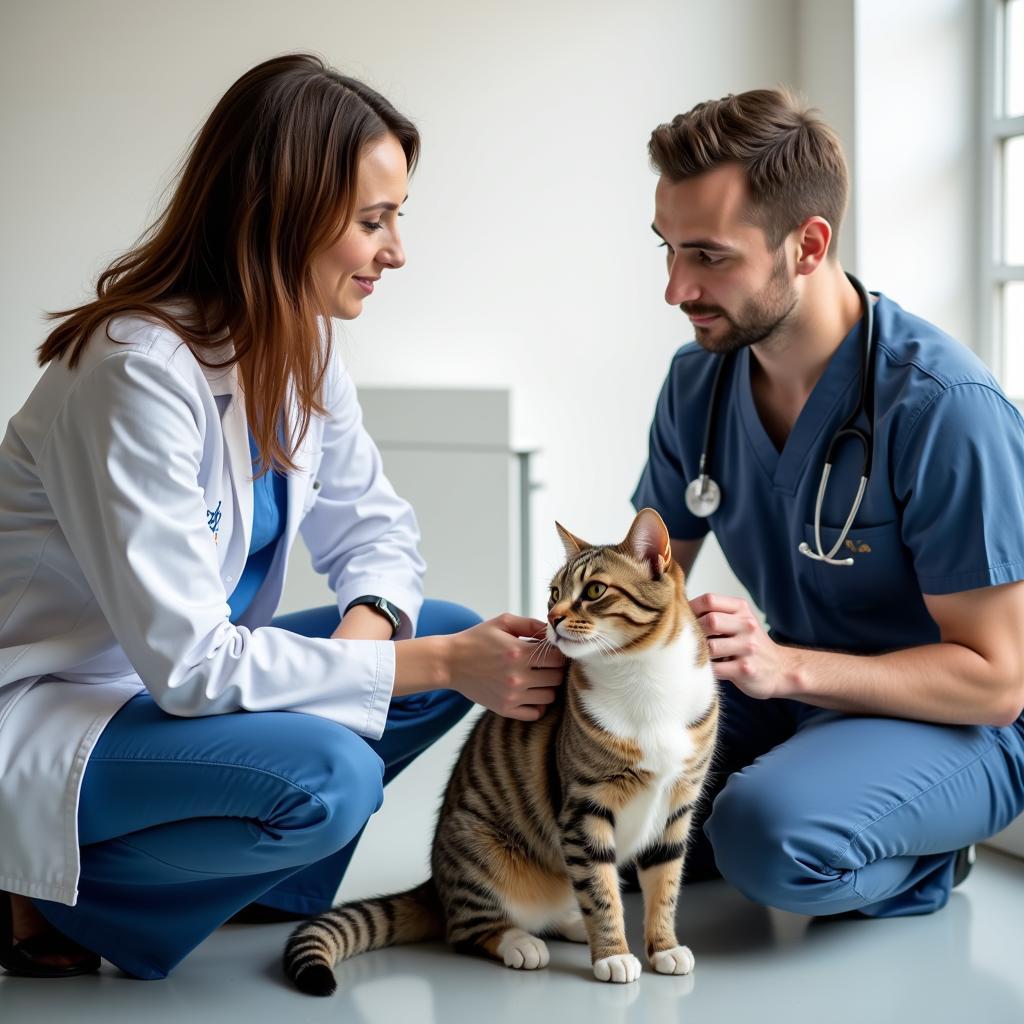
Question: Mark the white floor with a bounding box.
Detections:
[2,846,1022,1024]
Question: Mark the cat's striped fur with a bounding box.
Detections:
[284,508,719,994]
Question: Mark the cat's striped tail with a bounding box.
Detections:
[283,879,444,996]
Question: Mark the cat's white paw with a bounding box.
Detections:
[497,928,550,970]
[556,916,588,943]
[650,945,695,975]
[593,953,642,984]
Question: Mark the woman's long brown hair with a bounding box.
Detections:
[37,53,419,472]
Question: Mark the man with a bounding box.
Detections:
[632,88,1024,917]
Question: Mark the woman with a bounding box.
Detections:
[0,53,563,981]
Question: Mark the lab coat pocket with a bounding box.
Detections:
[800,520,910,610]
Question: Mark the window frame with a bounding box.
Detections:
[979,0,1024,394]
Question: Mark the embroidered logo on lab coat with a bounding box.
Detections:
[844,539,872,554]
[207,501,222,544]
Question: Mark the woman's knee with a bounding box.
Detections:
[390,685,473,727]
[266,714,385,858]
[271,599,484,641]
[270,604,340,638]
[416,599,483,638]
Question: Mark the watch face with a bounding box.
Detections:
[374,598,400,630]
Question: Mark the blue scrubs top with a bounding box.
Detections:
[632,293,1024,653]
[227,431,288,623]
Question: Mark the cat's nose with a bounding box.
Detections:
[548,613,565,629]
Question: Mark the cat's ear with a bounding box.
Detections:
[622,508,672,578]
[555,521,590,558]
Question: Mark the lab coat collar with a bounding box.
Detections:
[197,342,239,399]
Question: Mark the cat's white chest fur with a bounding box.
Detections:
[577,622,715,864]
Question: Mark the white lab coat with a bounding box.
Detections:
[0,314,425,905]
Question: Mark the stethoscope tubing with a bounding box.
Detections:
[685,272,876,567]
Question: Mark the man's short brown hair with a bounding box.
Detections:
[649,87,849,254]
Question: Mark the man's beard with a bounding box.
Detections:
[683,249,798,355]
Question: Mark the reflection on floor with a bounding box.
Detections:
[2,847,1022,1024]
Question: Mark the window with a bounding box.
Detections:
[982,0,1024,395]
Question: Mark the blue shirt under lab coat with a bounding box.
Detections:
[228,431,288,623]
[632,293,1024,654]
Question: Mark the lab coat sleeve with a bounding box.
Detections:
[893,381,1024,594]
[299,353,426,639]
[36,349,396,738]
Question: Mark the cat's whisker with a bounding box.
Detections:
[528,638,553,667]
[591,633,617,658]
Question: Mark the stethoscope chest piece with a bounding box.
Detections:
[685,475,721,517]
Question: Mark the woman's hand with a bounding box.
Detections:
[394,613,566,721]
[447,614,566,720]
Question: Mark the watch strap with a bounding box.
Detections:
[344,595,401,637]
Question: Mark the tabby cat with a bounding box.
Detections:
[284,507,719,994]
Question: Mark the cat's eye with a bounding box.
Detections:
[583,581,607,600]
[549,587,560,604]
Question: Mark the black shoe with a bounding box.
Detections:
[952,845,976,888]
[816,908,868,922]
[227,903,310,924]
[0,891,101,978]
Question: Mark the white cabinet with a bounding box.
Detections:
[278,386,535,621]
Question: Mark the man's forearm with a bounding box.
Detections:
[784,642,1023,727]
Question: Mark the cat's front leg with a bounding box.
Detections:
[636,805,695,975]
[558,796,640,984]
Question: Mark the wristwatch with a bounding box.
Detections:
[344,595,402,637]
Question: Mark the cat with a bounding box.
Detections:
[284,507,719,994]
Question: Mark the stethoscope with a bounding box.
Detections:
[684,273,876,567]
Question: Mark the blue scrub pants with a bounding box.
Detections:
[32,599,477,981]
[685,685,1024,917]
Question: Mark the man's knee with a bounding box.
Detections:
[704,773,843,914]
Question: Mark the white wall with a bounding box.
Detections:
[0,0,795,618]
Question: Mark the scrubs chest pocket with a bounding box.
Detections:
[800,520,912,610]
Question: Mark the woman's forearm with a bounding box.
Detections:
[392,635,453,696]
[332,607,453,698]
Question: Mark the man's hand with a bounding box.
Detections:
[689,593,792,700]
[691,585,1024,726]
